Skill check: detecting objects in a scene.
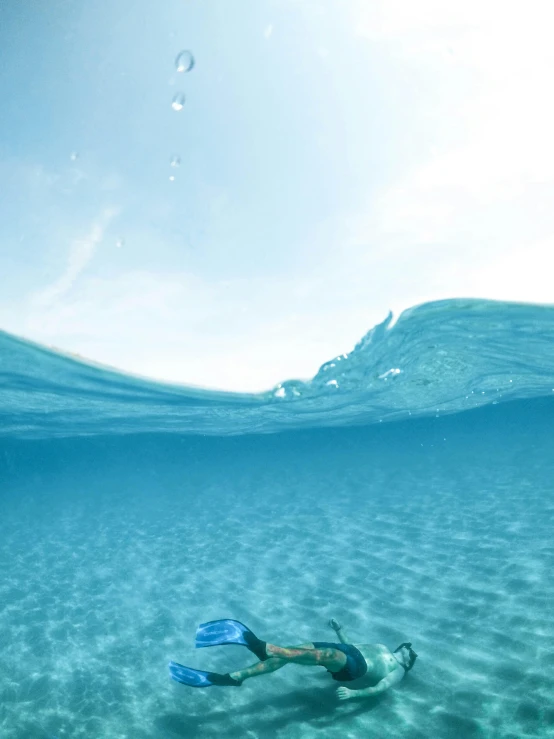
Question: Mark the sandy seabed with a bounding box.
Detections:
[0,422,553,739]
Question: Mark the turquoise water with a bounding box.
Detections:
[2,298,554,439]
[1,298,554,738]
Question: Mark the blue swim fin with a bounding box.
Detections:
[195,619,268,661]
[169,661,241,687]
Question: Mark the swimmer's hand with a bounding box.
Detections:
[329,618,348,643]
[336,687,354,701]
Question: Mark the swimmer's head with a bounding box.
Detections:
[393,642,418,672]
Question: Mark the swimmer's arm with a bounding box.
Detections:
[336,669,404,700]
[329,619,349,644]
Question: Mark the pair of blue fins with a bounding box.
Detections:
[169,619,268,688]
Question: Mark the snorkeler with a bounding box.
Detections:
[169,618,417,700]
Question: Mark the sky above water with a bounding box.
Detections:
[1,0,552,391]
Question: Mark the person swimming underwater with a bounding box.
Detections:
[169,617,417,700]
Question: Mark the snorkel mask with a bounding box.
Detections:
[393,642,418,672]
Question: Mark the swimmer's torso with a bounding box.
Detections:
[353,643,403,685]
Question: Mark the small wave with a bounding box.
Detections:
[1,298,553,439]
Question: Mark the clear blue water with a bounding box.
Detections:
[1,298,553,738]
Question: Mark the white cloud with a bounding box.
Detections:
[341,0,554,308]
[32,207,119,307]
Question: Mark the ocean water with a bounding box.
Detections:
[1,298,553,739]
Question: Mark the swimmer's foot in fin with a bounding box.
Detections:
[195,619,269,661]
[169,661,242,687]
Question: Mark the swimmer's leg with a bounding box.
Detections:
[266,643,347,671]
[230,643,347,682]
[230,643,316,683]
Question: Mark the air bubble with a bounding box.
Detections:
[170,155,181,168]
[70,152,79,161]
[116,238,124,248]
[169,175,175,182]
[175,50,195,73]
[171,93,185,111]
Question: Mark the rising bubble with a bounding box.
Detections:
[116,238,124,248]
[170,155,181,168]
[171,93,185,111]
[175,50,195,73]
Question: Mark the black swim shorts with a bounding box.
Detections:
[312,642,368,682]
